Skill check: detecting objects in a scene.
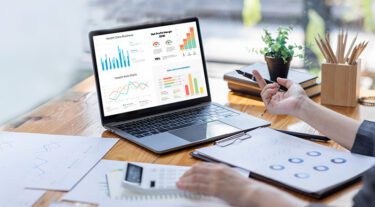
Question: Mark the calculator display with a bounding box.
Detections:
[125,163,143,184]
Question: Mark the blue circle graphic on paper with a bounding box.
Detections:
[313,165,329,172]
[306,151,322,157]
[294,172,309,179]
[288,158,304,164]
[270,164,285,171]
[331,158,346,164]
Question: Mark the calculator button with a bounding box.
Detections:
[150,180,155,188]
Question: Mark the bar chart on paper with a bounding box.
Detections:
[100,46,131,71]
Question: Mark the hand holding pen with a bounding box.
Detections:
[252,70,307,117]
[235,69,288,91]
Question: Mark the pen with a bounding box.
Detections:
[235,69,288,91]
[275,129,330,142]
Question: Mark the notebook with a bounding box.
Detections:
[224,63,318,88]
[105,162,230,207]
[227,81,321,98]
[192,128,375,198]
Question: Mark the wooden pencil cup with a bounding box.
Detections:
[321,60,360,107]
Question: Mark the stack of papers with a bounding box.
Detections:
[0,132,118,206]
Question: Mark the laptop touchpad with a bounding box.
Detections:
[169,121,240,142]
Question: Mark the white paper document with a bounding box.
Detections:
[0,147,33,207]
[63,160,230,207]
[0,138,45,207]
[18,189,46,207]
[196,128,375,194]
[0,131,118,191]
[105,166,229,207]
[63,159,121,204]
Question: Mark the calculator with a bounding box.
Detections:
[122,162,189,193]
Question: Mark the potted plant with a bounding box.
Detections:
[254,27,304,81]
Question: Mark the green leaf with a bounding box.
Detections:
[251,26,304,61]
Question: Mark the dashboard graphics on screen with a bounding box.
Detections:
[93,22,208,116]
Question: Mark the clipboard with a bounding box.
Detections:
[190,151,362,199]
[190,128,374,199]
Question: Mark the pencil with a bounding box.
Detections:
[345,34,357,63]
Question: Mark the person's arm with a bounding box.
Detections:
[177,163,307,207]
[296,95,360,150]
[351,120,375,156]
[252,70,360,150]
[176,71,375,207]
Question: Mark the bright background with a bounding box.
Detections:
[1,0,375,124]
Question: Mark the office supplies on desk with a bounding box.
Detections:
[121,162,189,194]
[89,17,269,154]
[316,31,368,107]
[192,128,375,198]
[315,30,368,65]
[225,63,320,98]
[0,131,118,191]
[64,160,230,207]
[107,162,229,206]
[358,96,375,106]
[215,132,252,147]
[275,129,330,142]
[235,69,288,91]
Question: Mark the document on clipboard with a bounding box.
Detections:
[191,128,375,198]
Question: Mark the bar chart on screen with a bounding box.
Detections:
[179,27,197,56]
[100,46,131,71]
[158,71,205,102]
[185,73,204,96]
[94,21,207,116]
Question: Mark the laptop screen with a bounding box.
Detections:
[92,20,208,117]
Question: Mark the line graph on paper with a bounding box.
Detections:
[0,132,118,191]
[31,141,62,177]
[38,141,61,153]
[33,157,49,177]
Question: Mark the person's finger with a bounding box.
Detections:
[177,181,211,195]
[181,163,212,177]
[276,77,293,89]
[271,92,282,103]
[177,182,210,194]
[261,87,278,101]
[252,70,267,89]
[260,83,277,97]
[178,173,211,185]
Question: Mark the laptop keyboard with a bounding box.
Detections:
[116,105,239,138]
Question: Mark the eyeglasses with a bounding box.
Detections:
[215,132,252,147]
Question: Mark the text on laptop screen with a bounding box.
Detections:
[93,21,208,116]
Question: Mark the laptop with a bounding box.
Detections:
[89,17,270,154]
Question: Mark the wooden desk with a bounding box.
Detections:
[2,76,375,207]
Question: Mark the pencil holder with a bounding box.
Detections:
[321,60,360,107]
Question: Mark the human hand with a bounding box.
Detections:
[252,70,308,117]
[177,163,307,207]
[177,163,252,207]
